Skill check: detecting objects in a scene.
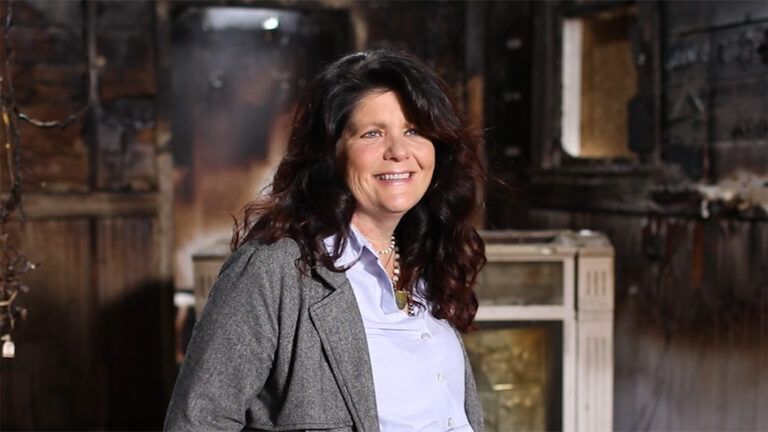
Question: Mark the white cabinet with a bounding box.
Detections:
[468,230,614,431]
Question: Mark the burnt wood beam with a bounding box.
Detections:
[528,172,768,221]
[561,0,635,18]
[85,0,100,190]
[530,0,558,169]
[3,192,159,219]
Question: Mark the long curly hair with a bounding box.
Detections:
[232,49,486,332]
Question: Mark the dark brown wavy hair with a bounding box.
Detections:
[232,49,486,332]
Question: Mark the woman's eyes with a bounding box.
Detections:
[359,128,420,138]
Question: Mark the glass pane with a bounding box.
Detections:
[579,10,637,158]
[479,261,563,305]
[464,323,562,432]
[561,8,638,158]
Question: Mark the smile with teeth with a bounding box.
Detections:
[374,172,413,181]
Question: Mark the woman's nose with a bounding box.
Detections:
[383,135,409,161]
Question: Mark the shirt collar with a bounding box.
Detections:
[322,223,379,267]
[323,224,428,315]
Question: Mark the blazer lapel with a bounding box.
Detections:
[309,266,380,432]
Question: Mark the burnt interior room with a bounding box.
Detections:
[0,0,766,430]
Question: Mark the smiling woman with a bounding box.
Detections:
[165,49,487,431]
[341,90,436,233]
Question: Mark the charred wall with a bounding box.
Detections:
[5,0,765,430]
[484,1,768,430]
[0,1,171,430]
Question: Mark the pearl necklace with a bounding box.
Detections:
[376,235,396,255]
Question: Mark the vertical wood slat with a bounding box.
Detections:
[96,217,167,430]
[154,0,178,401]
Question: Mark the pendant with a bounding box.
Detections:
[395,290,408,310]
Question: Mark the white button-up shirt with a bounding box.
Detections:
[324,225,472,432]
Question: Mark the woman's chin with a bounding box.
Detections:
[355,202,417,221]
[377,192,427,214]
[381,202,420,216]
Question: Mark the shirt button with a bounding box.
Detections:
[420,332,431,340]
[437,372,446,383]
[447,417,455,428]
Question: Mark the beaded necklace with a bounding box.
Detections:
[377,235,413,315]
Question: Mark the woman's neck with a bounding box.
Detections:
[350,212,399,251]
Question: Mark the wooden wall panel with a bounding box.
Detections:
[483,1,533,197]
[95,0,156,103]
[359,1,467,100]
[0,217,172,430]
[96,217,169,430]
[7,1,90,193]
[97,99,158,191]
[663,1,768,36]
[17,104,89,193]
[662,12,768,181]
[0,219,97,429]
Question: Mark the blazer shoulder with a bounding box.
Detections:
[220,237,302,276]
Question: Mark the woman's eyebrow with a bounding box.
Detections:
[345,122,383,136]
[353,120,415,131]
[357,121,388,129]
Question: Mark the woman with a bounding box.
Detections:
[165,49,487,431]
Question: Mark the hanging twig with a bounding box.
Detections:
[0,233,35,332]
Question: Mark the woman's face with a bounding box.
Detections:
[340,90,435,225]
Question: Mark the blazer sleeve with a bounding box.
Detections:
[164,241,281,430]
[457,328,485,432]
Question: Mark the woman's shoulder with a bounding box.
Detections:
[232,236,302,261]
[221,236,302,277]
[204,237,306,308]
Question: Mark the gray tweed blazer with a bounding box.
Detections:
[165,238,484,431]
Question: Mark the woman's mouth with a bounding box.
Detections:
[374,172,413,181]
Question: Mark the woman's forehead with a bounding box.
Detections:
[345,90,419,127]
